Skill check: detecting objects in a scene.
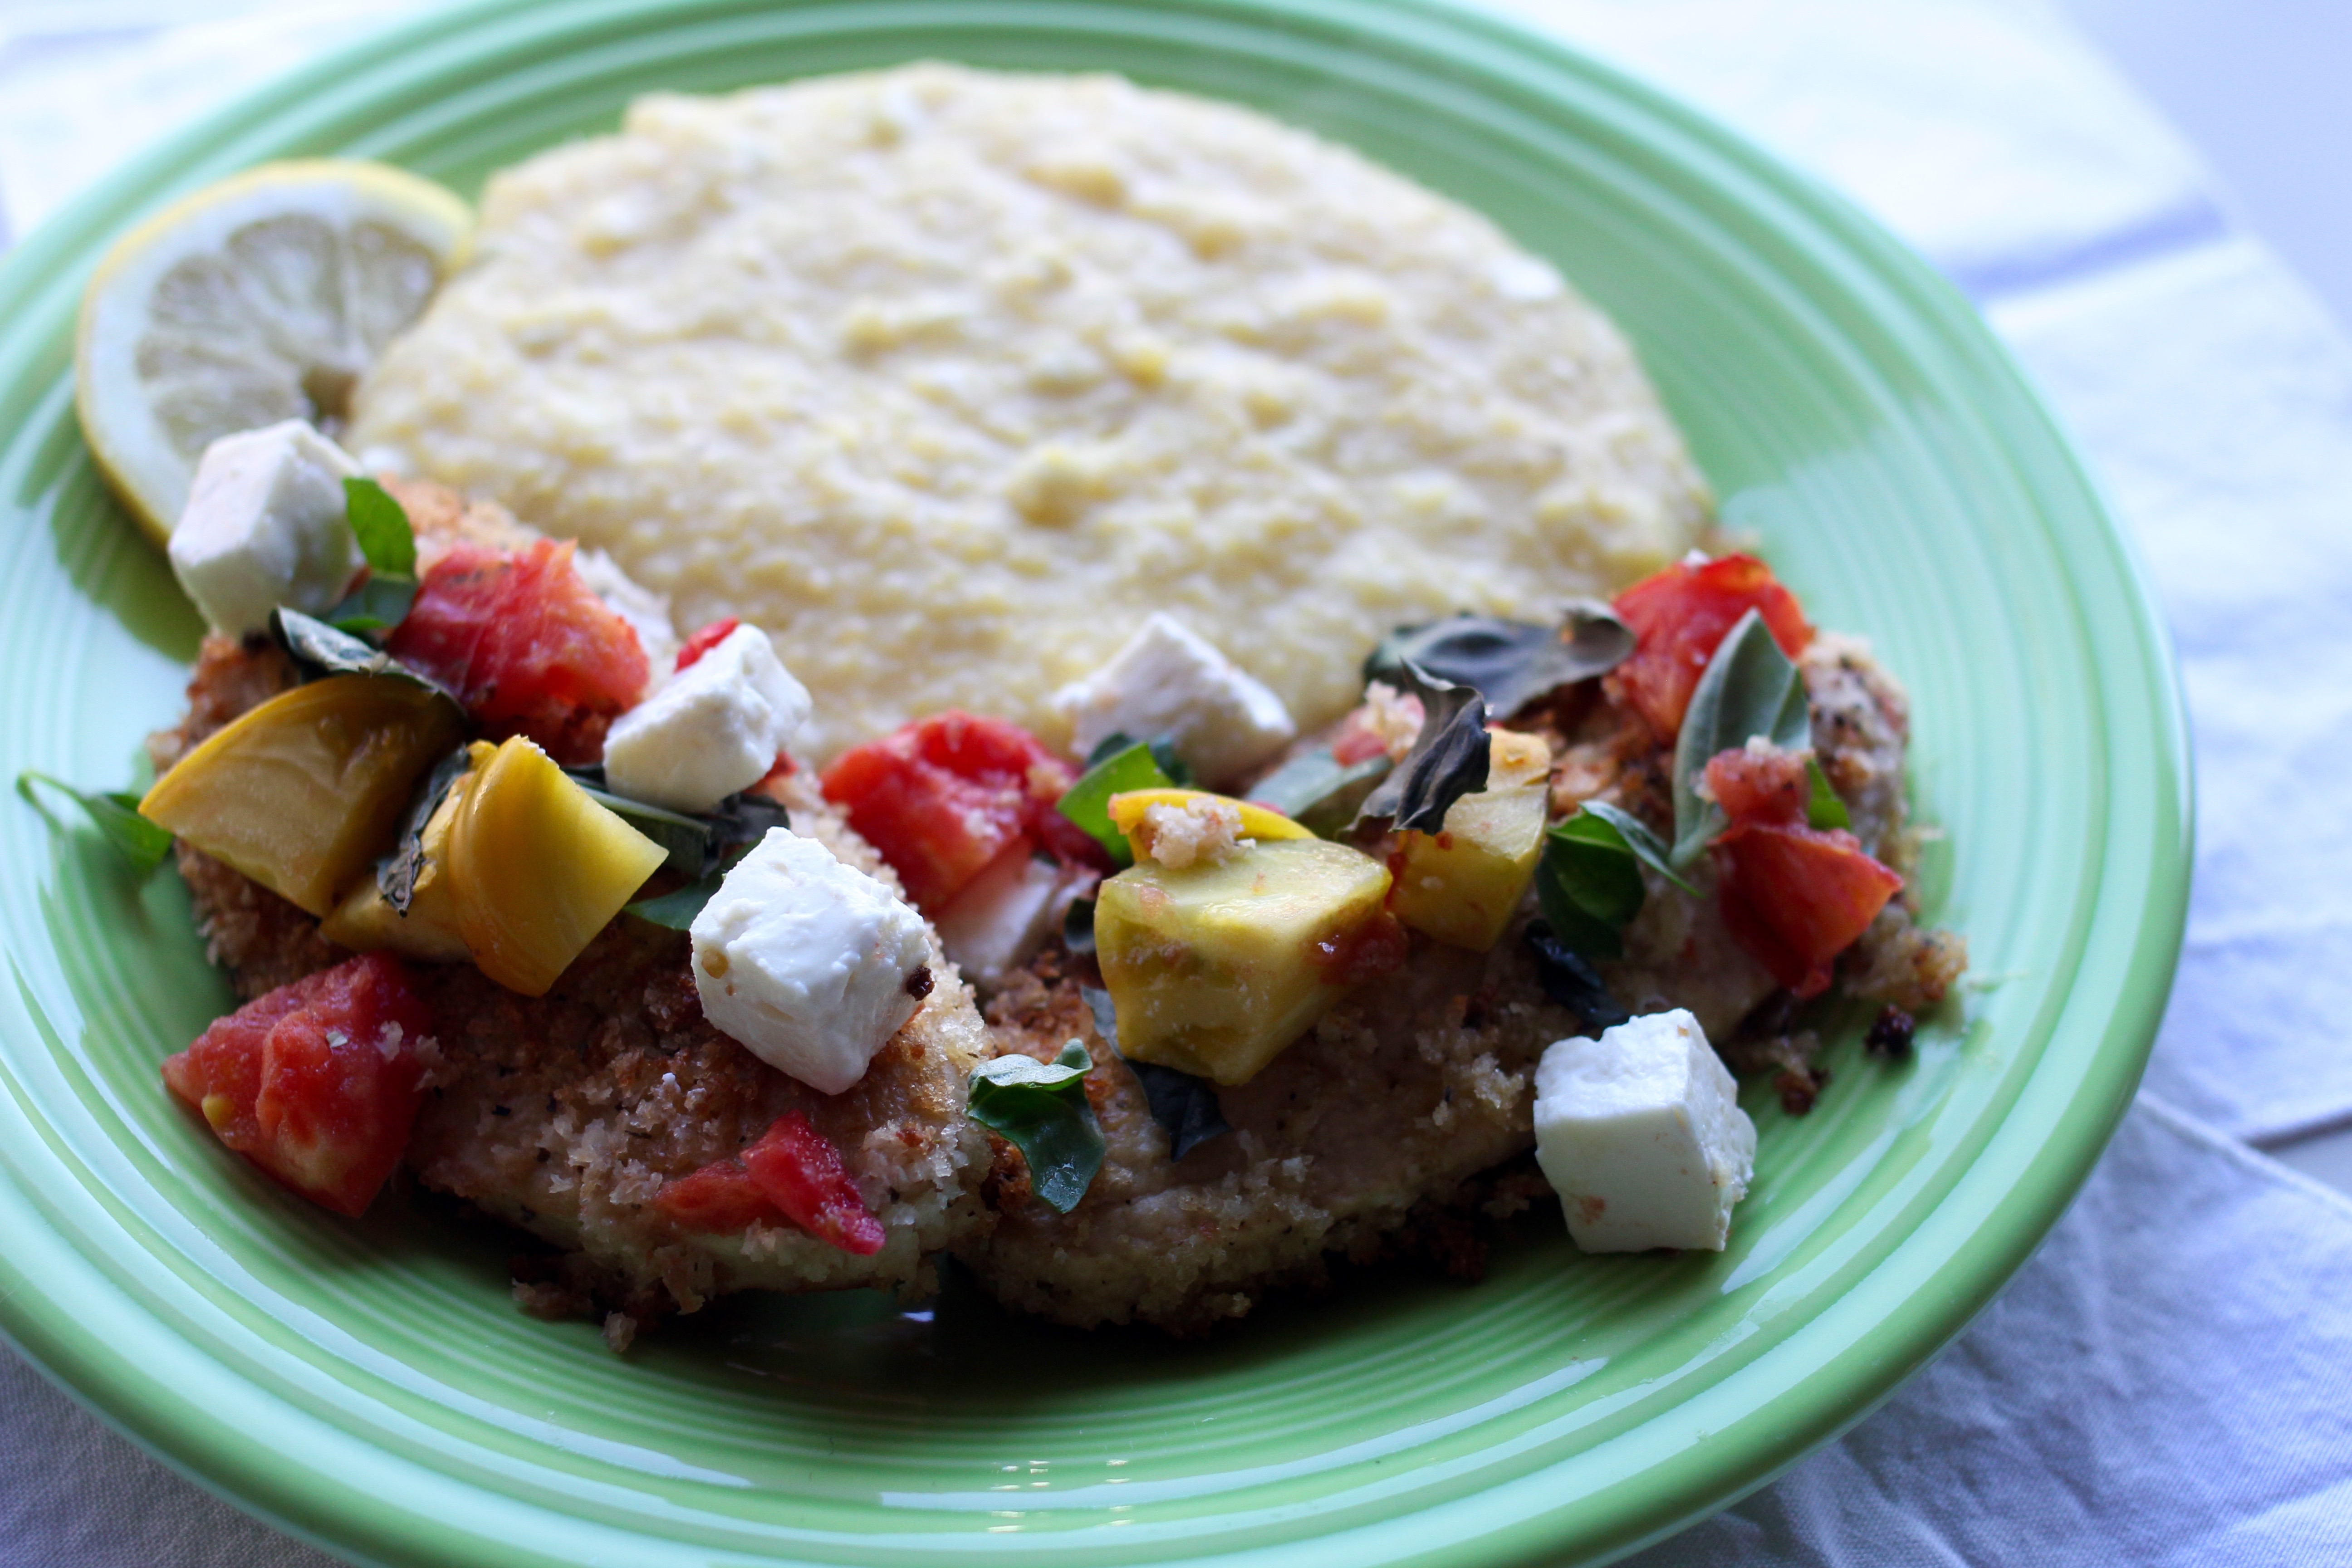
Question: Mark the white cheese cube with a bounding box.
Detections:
[690,828,932,1094]
[167,419,364,639]
[572,546,680,670]
[1533,1009,1757,1252]
[1052,612,1295,784]
[933,848,1075,990]
[601,624,811,812]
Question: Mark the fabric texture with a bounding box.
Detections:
[6,1,2352,1564]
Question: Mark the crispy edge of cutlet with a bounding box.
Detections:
[966,933,1582,1335]
[961,637,1966,1334]
[146,484,999,1327]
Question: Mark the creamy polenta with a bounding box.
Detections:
[349,64,1707,759]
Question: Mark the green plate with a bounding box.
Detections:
[0,0,2190,1563]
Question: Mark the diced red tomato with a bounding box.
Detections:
[387,538,651,764]
[674,617,741,673]
[819,711,1103,911]
[649,1159,773,1235]
[1713,823,1902,999]
[1611,554,1813,738]
[741,1112,885,1256]
[1703,744,1811,828]
[161,952,433,1218]
[651,1112,883,1256]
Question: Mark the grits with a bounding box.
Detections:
[349,64,1708,760]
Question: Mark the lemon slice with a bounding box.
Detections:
[76,160,473,547]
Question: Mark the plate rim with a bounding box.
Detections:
[0,0,2193,1563]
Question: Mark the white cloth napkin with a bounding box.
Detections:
[7,2,2352,1564]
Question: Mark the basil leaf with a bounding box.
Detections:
[1805,756,1850,831]
[377,746,477,912]
[343,476,416,580]
[1534,811,1646,960]
[1246,747,1392,838]
[1081,984,1230,1159]
[703,789,790,862]
[323,574,416,636]
[627,844,754,931]
[1354,663,1490,834]
[1579,799,1699,896]
[1056,739,1177,865]
[968,1040,1105,1214]
[1670,608,1810,866]
[271,608,463,710]
[15,771,173,874]
[1523,920,1631,1029]
[1063,896,1097,960]
[1364,602,1634,718]
[1084,730,1192,786]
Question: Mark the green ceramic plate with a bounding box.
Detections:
[0,0,2189,1563]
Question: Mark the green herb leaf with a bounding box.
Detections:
[343,476,416,580]
[1522,920,1631,1029]
[1670,608,1810,866]
[1805,756,1850,831]
[1081,984,1229,1159]
[15,771,173,874]
[627,844,754,930]
[1579,800,1699,895]
[1534,811,1647,960]
[1364,602,1634,718]
[271,608,464,710]
[323,574,417,635]
[1056,739,1177,866]
[1354,664,1490,834]
[967,1040,1106,1213]
[1246,747,1392,838]
[377,746,477,911]
[1083,730,1192,785]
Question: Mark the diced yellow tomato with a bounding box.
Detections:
[442,736,667,996]
[1095,837,1392,1085]
[319,741,493,962]
[1105,787,1313,864]
[139,675,466,916]
[1390,731,1553,952]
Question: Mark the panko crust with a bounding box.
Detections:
[968,936,1584,1334]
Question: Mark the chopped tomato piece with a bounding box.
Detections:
[649,1158,773,1235]
[1611,554,1813,738]
[674,617,741,672]
[1704,744,1811,828]
[652,1112,884,1255]
[819,710,1102,911]
[387,538,650,764]
[1713,823,1902,999]
[742,1112,886,1256]
[161,952,433,1218]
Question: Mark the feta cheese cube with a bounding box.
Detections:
[933,848,1077,990]
[1533,1009,1757,1252]
[1052,613,1295,784]
[572,546,680,670]
[602,624,811,812]
[690,828,932,1094]
[167,419,364,639]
